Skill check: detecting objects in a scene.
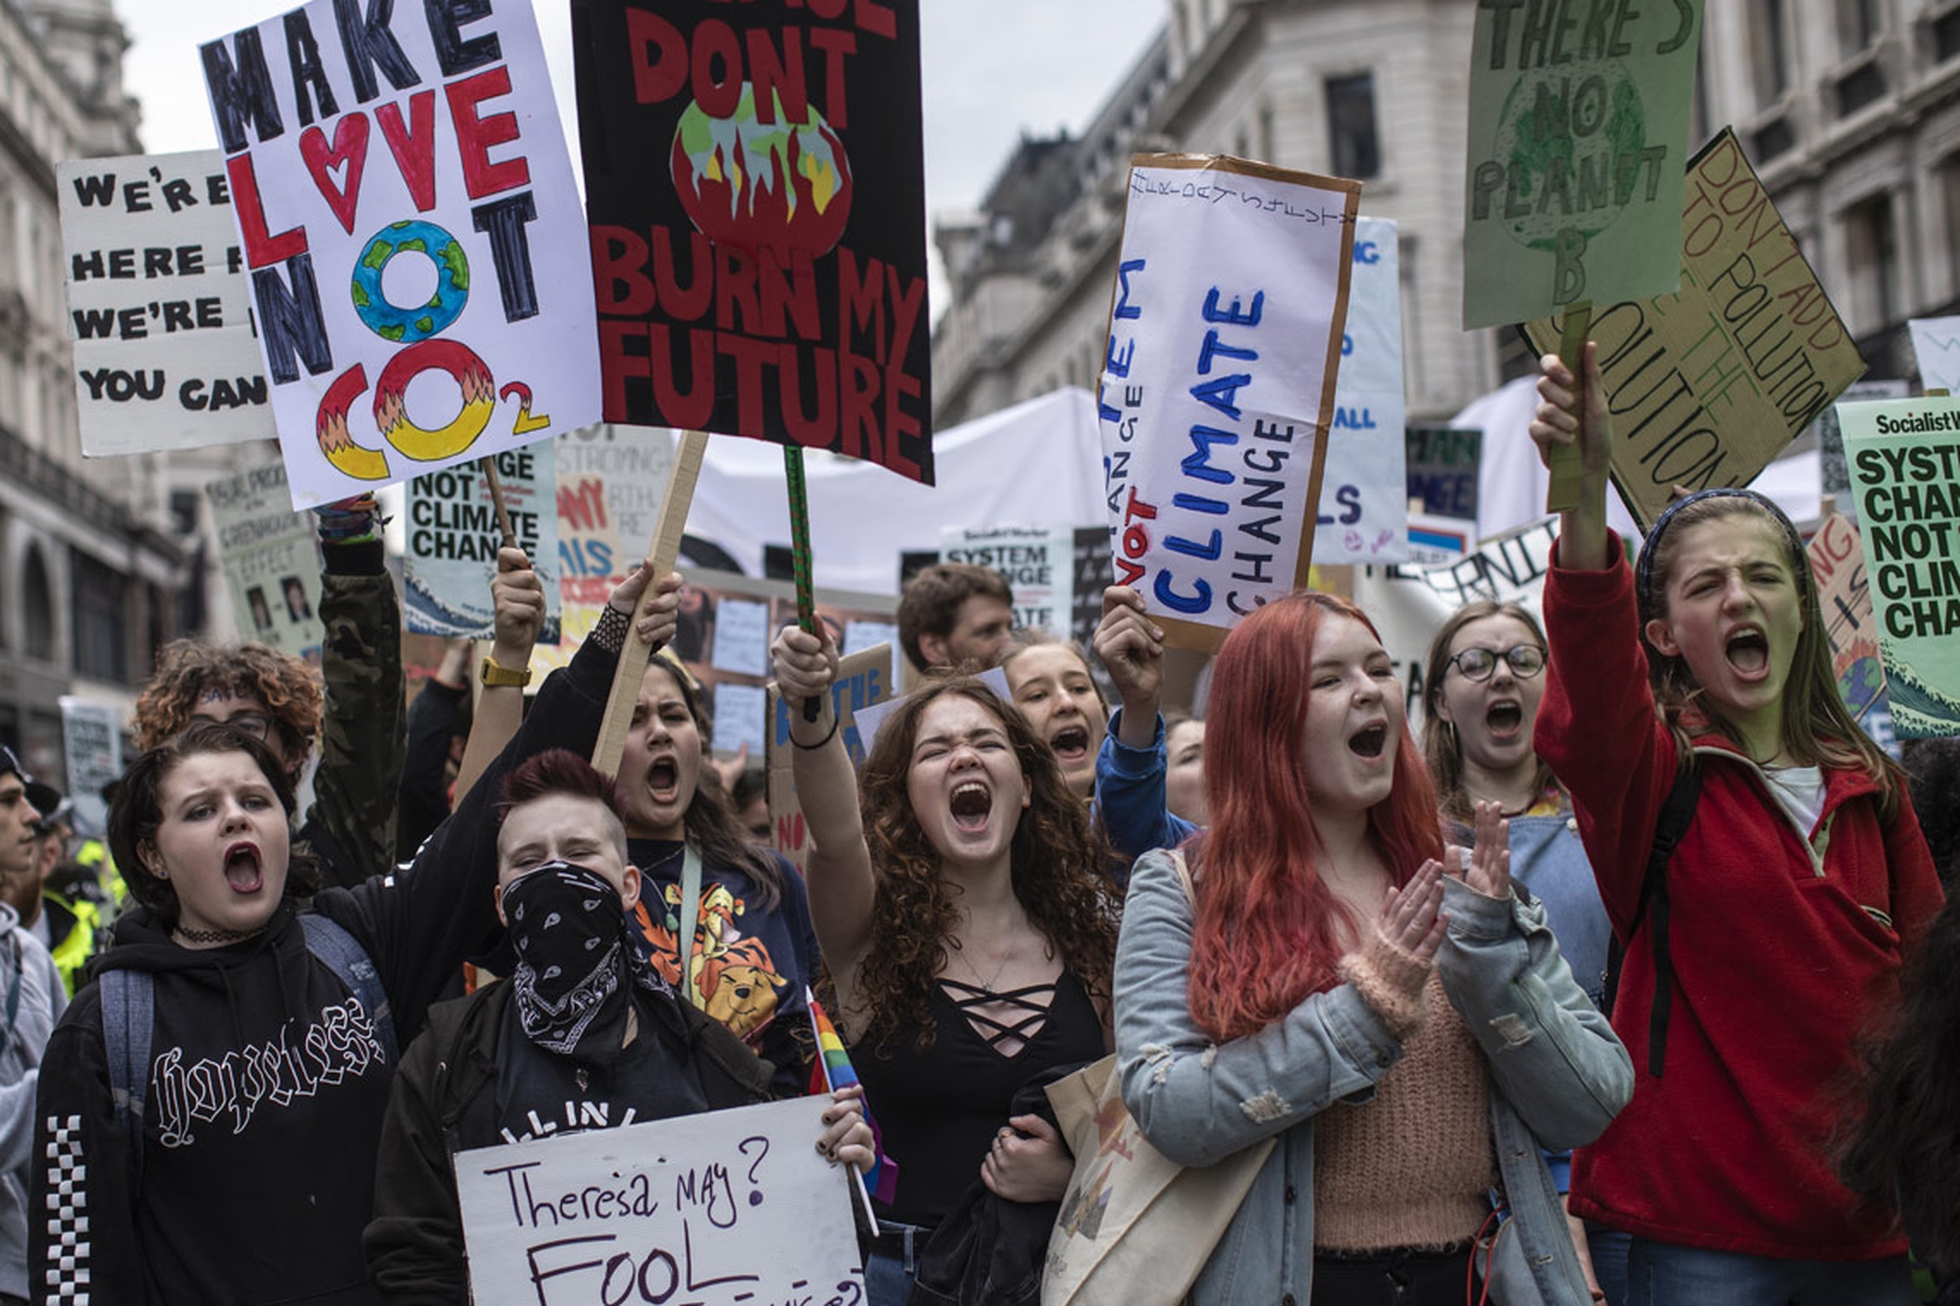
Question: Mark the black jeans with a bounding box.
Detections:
[1312,1245,1481,1306]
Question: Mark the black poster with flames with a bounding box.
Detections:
[572,0,932,484]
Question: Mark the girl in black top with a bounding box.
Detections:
[772,629,1119,1304]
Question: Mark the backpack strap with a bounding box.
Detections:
[1600,760,1702,1077]
[100,968,153,1194]
[300,913,397,1064]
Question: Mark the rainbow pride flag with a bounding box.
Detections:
[806,987,897,1209]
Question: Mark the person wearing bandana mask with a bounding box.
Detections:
[366,749,874,1298]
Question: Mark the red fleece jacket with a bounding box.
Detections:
[1538,538,1942,1261]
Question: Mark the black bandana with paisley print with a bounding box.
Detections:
[502,861,671,1066]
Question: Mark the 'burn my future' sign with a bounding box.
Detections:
[576,1,934,483]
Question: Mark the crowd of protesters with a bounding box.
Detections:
[1,347,1954,1305]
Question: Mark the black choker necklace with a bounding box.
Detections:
[174,922,265,945]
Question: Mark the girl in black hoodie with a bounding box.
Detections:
[29,564,680,1305]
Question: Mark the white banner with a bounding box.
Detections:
[1099,154,1358,651]
[1315,217,1407,564]
[454,1096,864,1306]
[199,0,599,506]
[58,150,274,455]
[57,698,123,837]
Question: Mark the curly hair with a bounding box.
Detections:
[852,677,1119,1052]
[1839,891,1960,1268]
[135,639,323,763]
[110,721,322,926]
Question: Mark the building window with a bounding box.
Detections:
[1845,194,1901,333]
[1753,0,1791,104]
[1944,160,1960,298]
[71,550,126,682]
[1841,0,1882,54]
[1836,61,1887,115]
[1325,73,1380,179]
[1752,116,1797,161]
[1937,6,1960,61]
[21,546,53,663]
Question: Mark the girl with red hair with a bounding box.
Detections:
[1113,591,1631,1305]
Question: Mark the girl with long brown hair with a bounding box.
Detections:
[772,626,1119,1304]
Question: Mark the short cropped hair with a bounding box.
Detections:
[498,749,631,865]
[896,563,1013,670]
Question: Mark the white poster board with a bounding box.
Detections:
[453,1097,863,1305]
[1098,154,1359,652]
[206,462,322,658]
[404,442,560,642]
[199,0,599,506]
[940,524,1077,639]
[57,697,123,837]
[1315,217,1408,564]
[58,150,274,454]
[1909,316,1960,394]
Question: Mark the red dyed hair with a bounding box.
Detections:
[1187,592,1443,1042]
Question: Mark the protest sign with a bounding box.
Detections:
[941,525,1076,639]
[1317,217,1408,563]
[1353,517,1559,722]
[575,0,933,482]
[1406,428,1482,521]
[58,150,274,454]
[1462,0,1702,329]
[1406,513,1474,566]
[206,462,321,658]
[1909,316,1960,393]
[453,1096,862,1306]
[199,0,598,507]
[1806,512,1888,724]
[1098,154,1358,653]
[1815,379,1909,526]
[405,444,560,642]
[57,697,122,837]
[1522,129,1865,530]
[767,644,895,870]
[1840,396,1960,737]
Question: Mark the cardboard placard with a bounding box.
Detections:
[1406,427,1483,521]
[405,443,561,642]
[574,0,933,482]
[766,644,896,871]
[1462,0,1703,328]
[940,525,1076,640]
[1098,153,1359,653]
[205,462,321,658]
[1522,129,1865,530]
[1316,217,1408,563]
[58,150,275,454]
[1839,396,1960,737]
[453,1097,863,1306]
[1806,512,1888,723]
[199,0,599,506]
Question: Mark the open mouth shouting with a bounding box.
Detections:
[644,754,682,806]
[1725,626,1771,679]
[1048,724,1091,766]
[1485,699,1524,740]
[223,841,265,895]
[949,780,994,832]
[1348,723,1388,760]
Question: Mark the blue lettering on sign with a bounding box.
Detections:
[1342,334,1354,356]
[1333,406,1376,430]
[1100,258,1148,424]
[1355,241,1380,265]
[1154,570,1211,614]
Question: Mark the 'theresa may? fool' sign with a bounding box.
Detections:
[454,1096,864,1306]
[199,0,599,508]
[1099,154,1358,653]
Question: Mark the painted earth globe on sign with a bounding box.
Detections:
[1488,63,1646,253]
[350,220,472,344]
[671,85,853,257]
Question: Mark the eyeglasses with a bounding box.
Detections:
[1446,645,1546,682]
[194,711,273,742]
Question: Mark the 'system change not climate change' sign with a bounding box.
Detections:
[199,0,599,507]
[574,0,933,482]
[1463,0,1702,328]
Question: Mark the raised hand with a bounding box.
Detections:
[1529,344,1612,479]
[1092,585,1165,720]
[771,623,840,742]
[489,546,545,660]
[1450,800,1512,901]
[607,564,683,650]
[1379,859,1448,963]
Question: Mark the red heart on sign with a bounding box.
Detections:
[299,114,370,235]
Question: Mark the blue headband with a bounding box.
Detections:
[1634,488,1809,623]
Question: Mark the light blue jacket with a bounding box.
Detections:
[1115,850,1632,1306]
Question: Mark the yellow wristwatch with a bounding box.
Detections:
[479,656,532,688]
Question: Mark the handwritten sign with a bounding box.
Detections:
[1840,396,1960,737]
[57,697,123,837]
[1317,217,1407,563]
[1406,427,1482,521]
[575,0,932,482]
[454,1096,864,1306]
[58,150,274,455]
[768,644,894,870]
[1462,0,1702,328]
[1522,129,1865,529]
[1909,316,1960,394]
[1098,154,1358,652]
[940,524,1076,639]
[405,444,561,642]
[1806,512,1888,725]
[205,462,320,657]
[199,0,599,507]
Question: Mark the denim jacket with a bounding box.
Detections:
[1114,850,1633,1305]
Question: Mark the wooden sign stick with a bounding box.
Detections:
[477,455,518,551]
[591,430,710,777]
[1546,300,1592,513]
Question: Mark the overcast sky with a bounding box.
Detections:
[117,1,1165,299]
